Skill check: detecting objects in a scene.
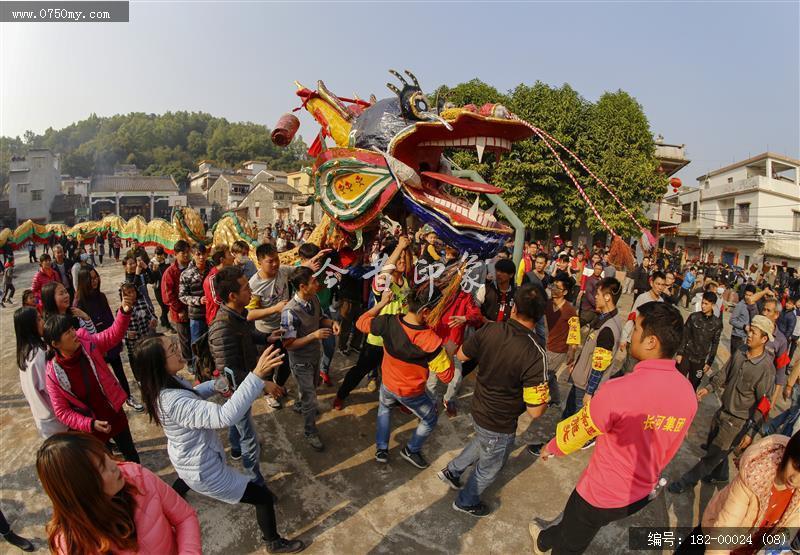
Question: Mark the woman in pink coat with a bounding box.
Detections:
[44,287,140,462]
[37,432,202,554]
[678,431,800,553]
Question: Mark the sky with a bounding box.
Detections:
[1,1,798,184]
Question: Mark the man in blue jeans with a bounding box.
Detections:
[209,266,285,485]
[179,243,210,374]
[438,283,549,517]
[764,356,800,436]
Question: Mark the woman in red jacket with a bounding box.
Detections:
[37,432,201,554]
[31,253,61,305]
[43,288,140,462]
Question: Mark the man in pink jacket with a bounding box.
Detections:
[530,302,698,554]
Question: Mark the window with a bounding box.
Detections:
[727,177,733,184]
[293,178,300,186]
[738,203,750,223]
[255,206,260,218]
[681,203,691,223]
[33,157,44,169]
[727,208,734,226]
[18,184,28,193]
[692,202,698,221]
[744,255,750,268]
[31,190,42,201]
[794,212,800,232]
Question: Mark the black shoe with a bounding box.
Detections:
[1,531,35,552]
[375,449,389,464]
[700,443,708,451]
[437,468,462,490]
[231,448,242,461]
[667,481,688,494]
[581,438,596,450]
[527,443,546,457]
[452,500,490,517]
[400,446,429,469]
[266,537,306,553]
[701,476,728,485]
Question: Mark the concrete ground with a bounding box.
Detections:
[0,249,788,554]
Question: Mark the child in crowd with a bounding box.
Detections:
[281,266,339,451]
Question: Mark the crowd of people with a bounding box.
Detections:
[2,226,800,554]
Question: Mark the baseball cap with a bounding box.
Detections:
[750,315,775,342]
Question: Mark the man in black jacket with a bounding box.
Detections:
[631,256,651,298]
[209,265,283,484]
[675,291,723,389]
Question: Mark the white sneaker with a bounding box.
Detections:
[265,395,282,409]
[125,396,144,412]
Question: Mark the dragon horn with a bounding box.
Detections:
[386,83,401,96]
[388,69,409,86]
[404,70,421,89]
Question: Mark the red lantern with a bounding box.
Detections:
[670,177,682,194]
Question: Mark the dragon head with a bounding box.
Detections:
[287,70,532,256]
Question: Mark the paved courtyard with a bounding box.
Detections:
[0,249,781,554]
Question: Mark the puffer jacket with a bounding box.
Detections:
[158,372,266,504]
[45,309,131,432]
[54,462,201,554]
[208,305,267,387]
[179,261,210,321]
[701,435,800,544]
[677,311,723,365]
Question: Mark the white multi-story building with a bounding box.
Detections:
[667,152,800,268]
[8,148,61,224]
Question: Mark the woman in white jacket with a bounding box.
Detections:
[136,335,305,554]
[14,307,67,438]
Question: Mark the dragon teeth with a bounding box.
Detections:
[469,196,480,220]
[475,137,485,162]
[419,136,511,150]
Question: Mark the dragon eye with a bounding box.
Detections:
[409,92,430,119]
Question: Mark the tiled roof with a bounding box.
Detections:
[261,182,302,195]
[218,174,252,186]
[91,175,178,193]
[186,192,212,208]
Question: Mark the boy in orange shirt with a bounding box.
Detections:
[356,285,454,469]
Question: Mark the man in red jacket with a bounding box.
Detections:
[203,245,234,325]
[161,240,192,362]
[530,302,697,554]
[426,247,483,417]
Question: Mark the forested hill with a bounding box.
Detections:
[0,111,309,189]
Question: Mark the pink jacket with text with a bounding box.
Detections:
[45,309,131,432]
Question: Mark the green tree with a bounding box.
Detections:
[437,79,665,238]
